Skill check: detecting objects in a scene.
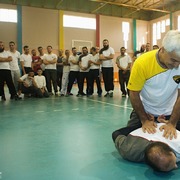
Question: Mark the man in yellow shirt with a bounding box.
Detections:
[127,30,180,140]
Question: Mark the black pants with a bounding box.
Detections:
[44,69,57,93]
[79,72,89,95]
[21,84,43,98]
[119,70,130,95]
[0,69,17,96]
[57,70,63,91]
[24,67,32,74]
[102,67,114,92]
[89,69,102,95]
[67,71,79,94]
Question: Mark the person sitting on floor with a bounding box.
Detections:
[18,70,43,98]
[34,68,49,98]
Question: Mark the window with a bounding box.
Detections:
[0,9,17,23]
[178,16,180,31]
[165,19,170,26]
[63,15,96,30]
[152,23,157,45]
[157,21,161,40]
[161,20,165,33]
[122,22,129,49]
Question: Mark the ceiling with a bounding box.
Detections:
[0,0,180,21]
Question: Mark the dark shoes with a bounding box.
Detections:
[1,95,6,101]
[11,95,22,100]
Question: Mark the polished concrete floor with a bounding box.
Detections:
[0,83,180,180]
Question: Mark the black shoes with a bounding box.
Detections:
[1,95,6,101]
[10,94,22,100]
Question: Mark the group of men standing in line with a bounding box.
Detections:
[0,38,135,100]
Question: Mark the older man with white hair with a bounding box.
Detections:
[126,30,180,140]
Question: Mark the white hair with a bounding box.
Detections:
[162,30,180,57]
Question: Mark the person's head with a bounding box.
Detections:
[103,39,109,50]
[0,41,5,53]
[47,45,52,54]
[96,47,100,53]
[37,68,43,76]
[159,30,180,69]
[59,49,63,56]
[23,45,29,54]
[31,49,36,56]
[146,43,151,52]
[90,47,97,55]
[82,46,88,55]
[28,70,34,77]
[65,49,70,57]
[144,142,178,172]
[72,47,77,55]
[153,45,159,50]
[9,41,16,51]
[140,44,146,52]
[38,46,43,55]
[120,47,126,56]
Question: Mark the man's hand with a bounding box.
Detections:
[159,123,177,140]
[142,120,157,134]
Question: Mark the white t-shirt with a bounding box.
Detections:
[140,67,180,116]
[130,123,180,162]
[0,51,11,70]
[34,75,46,88]
[116,54,132,69]
[8,50,21,71]
[44,53,57,70]
[90,54,100,70]
[69,55,79,71]
[79,54,92,72]
[20,54,32,67]
[101,47,115,68]
[40,54,47,71]
[20,74,33,87]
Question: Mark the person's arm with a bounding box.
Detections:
[99,53,114,61]
[129,90,157,133]
[159,89,180,139]
[0,56,12,62]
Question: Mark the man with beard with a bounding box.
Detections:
[0,41,21,101]
[99,39,115,97]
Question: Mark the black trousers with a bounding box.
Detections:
[0,69,17,96]
[88,69,102,95]
[79,72,89,95]
[102,67,114,92]
[44,69,57,93]
[21,84,43,98]
[67,71,79,94]
[57,70,63,90]
[118,70,130,95]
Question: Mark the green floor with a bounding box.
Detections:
[0,85,180,180]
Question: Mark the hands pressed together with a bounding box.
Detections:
[142,114,177,140]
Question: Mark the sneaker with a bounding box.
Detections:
[104,92,109,97]
[82,92,86,96]
[60,94,64,97]
[122,94,126,97]
[1,95,6,101]
[109,92,113,97]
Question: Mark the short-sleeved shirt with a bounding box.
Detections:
[20,54,32,67]
[69,55,79,71]
[8,50,21,71]
[127,50,180,116]
[20,74,33,87]
[90,53,100,70]
[44,53,57,70]
[79,54,92,72]
[116,54,132,69]
[101,47,115,68]
[0,51,11,70]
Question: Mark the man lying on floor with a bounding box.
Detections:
[112,119,180,172]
